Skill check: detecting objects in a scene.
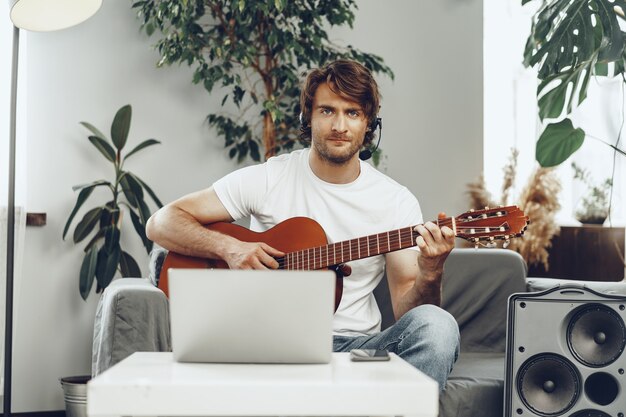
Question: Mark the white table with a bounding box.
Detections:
[87,352,438,417]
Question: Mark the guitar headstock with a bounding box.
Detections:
[454,205,529,248]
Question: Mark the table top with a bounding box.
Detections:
[88,352,438,417]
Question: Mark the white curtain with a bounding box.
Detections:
[1,9,28,395]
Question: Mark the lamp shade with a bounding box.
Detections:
[9,0,102,32]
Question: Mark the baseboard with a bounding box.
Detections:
[2,411,65,417]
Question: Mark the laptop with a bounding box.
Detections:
[168,268,335,364]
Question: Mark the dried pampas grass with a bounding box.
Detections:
[508,167,561,269]
[466,175,497,210]
[501,148,518,206]
[466,148,561,270]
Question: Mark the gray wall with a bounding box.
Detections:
[7,0,482,411]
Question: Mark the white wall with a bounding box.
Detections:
[334,1,484,220]
[7,0,483,411]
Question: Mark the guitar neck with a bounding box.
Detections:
[276,217,455,270]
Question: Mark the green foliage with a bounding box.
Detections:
[63,105,163,300]
[131,0,393,162]
[523,0,626,166]
[535,119,585,167]
[571,162,612,223]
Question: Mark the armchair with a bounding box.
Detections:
[91,247,626,417]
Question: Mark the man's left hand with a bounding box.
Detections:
[413,212,456,279]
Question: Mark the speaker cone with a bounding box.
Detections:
[517,354,581,416]
[567,303,626,367]
[568,410,611,417]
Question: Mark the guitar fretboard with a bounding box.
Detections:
[276,218,455,270]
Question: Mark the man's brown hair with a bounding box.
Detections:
[299,59,380,146]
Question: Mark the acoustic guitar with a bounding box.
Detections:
[158,205,529,310]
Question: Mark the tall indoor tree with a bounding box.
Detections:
[132,0,393,162]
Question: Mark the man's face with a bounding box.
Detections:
[310,83,368,165]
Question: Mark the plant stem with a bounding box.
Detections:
[585,134,626,156]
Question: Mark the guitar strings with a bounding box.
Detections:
[276,228,416,270]
[275,207,528,270]
[275,221,516,270]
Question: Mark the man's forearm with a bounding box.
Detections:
[146,206,235,260]
[393,270,443,320]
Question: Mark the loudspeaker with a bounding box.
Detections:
[505,285,626,417]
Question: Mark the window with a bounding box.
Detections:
[484,0,625,226]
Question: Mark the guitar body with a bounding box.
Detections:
[158,217,344,310]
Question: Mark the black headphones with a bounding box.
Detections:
[298,113,383,161]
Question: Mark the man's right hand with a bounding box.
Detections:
[222,239,285,270]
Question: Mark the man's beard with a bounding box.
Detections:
[312,134,362,165]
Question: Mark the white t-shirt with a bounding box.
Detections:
[213,148,422,336]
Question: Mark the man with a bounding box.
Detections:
[146,59,459,390]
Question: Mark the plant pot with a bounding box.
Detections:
[575,214,607,225]
[60,375,90,417]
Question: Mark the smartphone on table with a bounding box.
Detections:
[349,349,390,361]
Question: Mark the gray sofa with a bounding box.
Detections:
[91,248,626,417]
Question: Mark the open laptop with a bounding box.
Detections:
[168,268,335,364]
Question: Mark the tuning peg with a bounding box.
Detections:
[484,206,489,210]
[503,239,510,249]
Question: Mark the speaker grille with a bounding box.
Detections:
[517,354,581,416]
[567,304,626,367]
[568,410,611,417]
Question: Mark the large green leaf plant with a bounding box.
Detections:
[523,0,626,166]
[63,105,163,300]
[132,0,393,163]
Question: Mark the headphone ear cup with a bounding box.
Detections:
[368,117,381,132]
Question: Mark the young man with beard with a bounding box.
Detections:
[146,59,460,390]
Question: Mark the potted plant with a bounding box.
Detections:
[571,162,612,224]
[132,0,393,163]
[60,104,162,415]
[63,104,163,300]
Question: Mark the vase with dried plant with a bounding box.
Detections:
[571,162,612,225]
[467,148,562,271]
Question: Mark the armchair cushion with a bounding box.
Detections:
[374,248,528,353]
[441,248,527,353]
[440,352,505,417]
[92,277,171,376]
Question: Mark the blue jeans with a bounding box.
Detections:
[333,304,460,391]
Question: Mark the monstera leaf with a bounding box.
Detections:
[535,118,585,167]
[524,0,626,166]
[524,0,626,121]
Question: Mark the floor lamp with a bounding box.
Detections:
[4,1,101,415]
